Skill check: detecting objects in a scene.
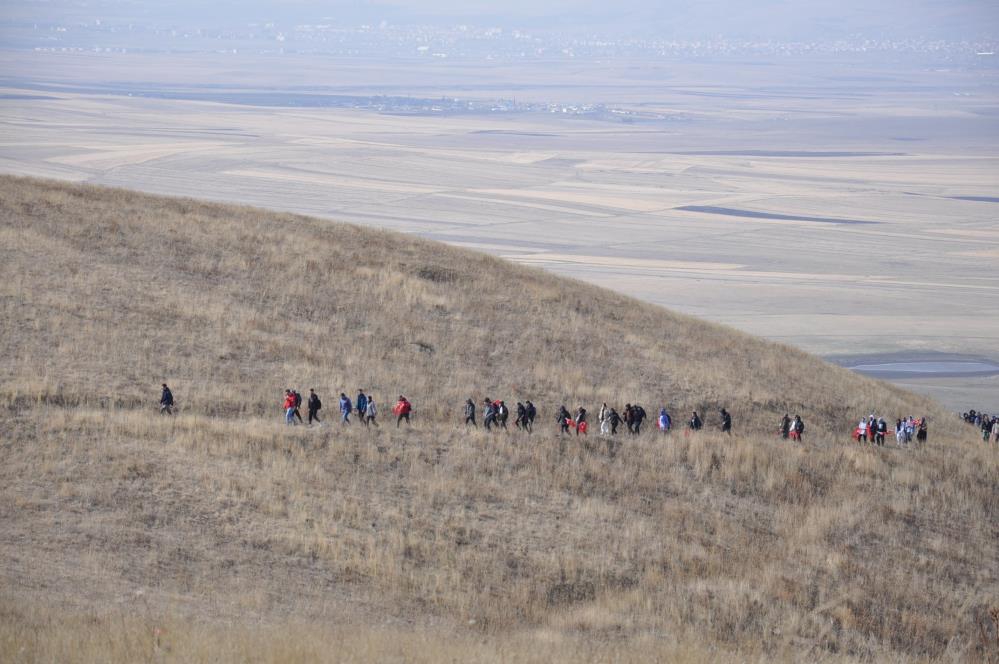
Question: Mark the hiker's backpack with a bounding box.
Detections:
[315,397,322,410]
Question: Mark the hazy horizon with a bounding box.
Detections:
[3,0,998,40]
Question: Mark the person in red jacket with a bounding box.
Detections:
[283,389,297,425]
[393,395,412,427]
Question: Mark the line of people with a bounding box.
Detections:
[464,400,732,437]
[777,413,806,441]
[465,399,540,432]
[282,389,412,428]
[157,384,983,450]
[963,410,999,444]
[852,414,927,446]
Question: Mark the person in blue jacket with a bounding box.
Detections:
[658,408,671,432]
[356,390,368,426]
[339,392,353,424]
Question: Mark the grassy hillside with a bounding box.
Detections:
[1,176,996,662]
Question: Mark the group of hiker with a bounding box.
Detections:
[465,399,539,431]
[462,400,732,437]
[281,389,412,427]
[157,383,994,449]
[964,410,999,444]
[852,414,928,446]
[777,414,806,441]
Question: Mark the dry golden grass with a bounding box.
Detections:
[1,176,996,662]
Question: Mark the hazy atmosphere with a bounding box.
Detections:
[1,2,998,661]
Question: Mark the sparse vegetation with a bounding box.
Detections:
[1,176,996,662]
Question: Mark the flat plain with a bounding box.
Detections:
[1,51,998,410]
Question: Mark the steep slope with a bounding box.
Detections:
[1,176,995,663]
[0,176,947,432]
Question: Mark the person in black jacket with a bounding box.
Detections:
[688,410,703,431]
[515,402,527,429]
[483,398,497,431]
[497,401,509,429]
[292,390,304,423]
[608,408,623,435]
[307,389,322,425]
[525,400,536,433]
[720,408,731,435]
[557,405,571,434]
[464,398,476,427]
[574,407,588,436]
[632,404,646,434]
[159,383,174,415]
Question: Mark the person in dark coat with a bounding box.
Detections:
[159,383,174,415]
[557,405,571,435]
[720,408,731,435]
[688,410,703,431]
[574,407,588,436]
[525,400,536,433]
[515,402,527,429]
[307,389,322,425]
[496,401,509,429]
[483,398,496,431]
[632,405,646,434]
[464,398,476,427]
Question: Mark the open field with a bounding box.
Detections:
[1,52,998,410]
[1,177,997,662]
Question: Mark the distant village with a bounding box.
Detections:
[14,18,999,64]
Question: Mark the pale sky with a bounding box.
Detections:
[4,0,998,39]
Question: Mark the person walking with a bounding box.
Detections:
[688,410,702,431]
[339,393,352,425]
[720,408,732,435]
[658,408,671,433]
[877,418,887,446]
[393,395,412,427]
[599,403,610,435]
[608,407,623,435]
[483,398,496,431]
[464,398,477,427]
[857,418,868,443]
[894,418,904,446]
[779,414,791,439]
[293,390,304,424]
[574,406,588,436]
[365,396,378,426]
[557,405,571,435]
[283,389,296,425]
[632,404,646,435]
[525,400,536,433]
[159,383,174,415]
[515,402,527,429]
[307,389,322,425]
[792,415,805,441]
[356,390,369,427]
[497,401,509,430]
